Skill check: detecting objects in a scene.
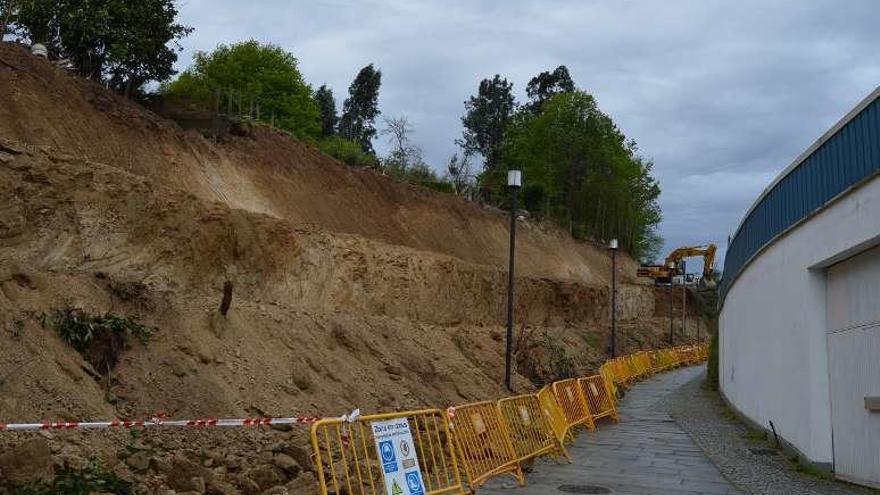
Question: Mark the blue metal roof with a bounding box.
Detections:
[721,87,880,303]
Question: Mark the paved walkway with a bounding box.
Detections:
[483,365,738,495]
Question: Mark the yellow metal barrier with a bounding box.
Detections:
[552,378,596,435]
[640,351,654,374]
[605,358,628,386]
[624,355,642,379]
[537,386,573,446]
[449,401,524,491]
[598,364,618,403]
[311,409,465,495]
[578,375,619,423]
[498,394,570,465]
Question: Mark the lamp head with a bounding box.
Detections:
[507,170,522,188]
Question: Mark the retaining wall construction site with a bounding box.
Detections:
[0,42,709,493]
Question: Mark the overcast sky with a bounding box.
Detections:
[174,0,880,269]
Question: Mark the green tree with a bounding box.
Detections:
[339,64,382,154]
[459,74,516,174]
[314,84,337,137]
[11,0,191,96]
[525,65,575,114]
[502,91,662,257]
[166,40,320,139]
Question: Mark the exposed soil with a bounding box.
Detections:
[0,42,707,494]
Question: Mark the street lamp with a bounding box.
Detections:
[681,259,687,340]
[504,170,522,392]
[668,261,676,346]
[609,238,618,358]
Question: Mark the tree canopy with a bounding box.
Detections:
[165,40,320,139]
[8,0,191,96]
[459,74,516,173]
[525,65,575,114]
[315,84,338,138]
[500,91,662,258]
[339,64,382,154]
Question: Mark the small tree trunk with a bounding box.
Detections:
[219,281,233,316]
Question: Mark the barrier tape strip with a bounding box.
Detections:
[0,414,331,432]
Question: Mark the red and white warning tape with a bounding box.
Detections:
[0,414,330,432]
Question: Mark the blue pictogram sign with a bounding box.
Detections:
[380,441,398,473]
[405,471,424,495]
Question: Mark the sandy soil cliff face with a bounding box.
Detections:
[0,43,704,494]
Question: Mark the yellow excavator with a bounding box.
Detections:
[637,244,717,287]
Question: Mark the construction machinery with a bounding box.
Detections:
[638,244,717,287]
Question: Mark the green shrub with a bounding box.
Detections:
[316,136,378,168]
[517,330,576,385]
[42,308,154,372]
[707,316,719,390]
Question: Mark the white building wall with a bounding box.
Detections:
[720,175,880,464]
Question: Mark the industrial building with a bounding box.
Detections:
[720,87,880,487]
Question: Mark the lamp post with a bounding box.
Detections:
[668,261,676,346]
[681,259,687,340]
[504,169,522,392]
[609,238,618,358]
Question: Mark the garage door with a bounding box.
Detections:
[827,244,880,488]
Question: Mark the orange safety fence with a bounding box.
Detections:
[498,393,570,465]
[311,409,465,495]
[448,401,524,491]
[578,375,619,423]
[551,378,596,435]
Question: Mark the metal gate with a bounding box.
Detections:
[826,245,880,488]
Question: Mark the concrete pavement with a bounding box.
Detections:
[482,365,738,495]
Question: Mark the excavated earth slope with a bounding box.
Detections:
[0,42,705,494]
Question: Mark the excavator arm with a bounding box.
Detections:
[638,243,718,286]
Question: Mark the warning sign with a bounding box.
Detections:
[372,418,426,495]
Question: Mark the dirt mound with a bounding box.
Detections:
[0,41,705,494]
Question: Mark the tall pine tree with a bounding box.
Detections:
[339,64,382,154]
[315,84,337,137]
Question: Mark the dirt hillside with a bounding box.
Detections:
[0,42,705,494]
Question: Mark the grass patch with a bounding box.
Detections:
[745,428,767,442]
[13,460,133,495]
[789,455,834,480]
[42,307,154,372]
[584,332,602,350]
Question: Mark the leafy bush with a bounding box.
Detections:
[316,136,378,168]
[707,316,720,390]
[13,461,133,495]
[516,329,576,385]
[42,308,154,372]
